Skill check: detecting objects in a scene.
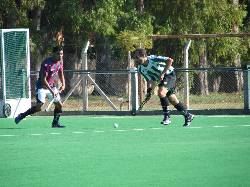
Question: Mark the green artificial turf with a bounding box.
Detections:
[0,115,250,187]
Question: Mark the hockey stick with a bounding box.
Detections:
[45,98,55,112]
[137,82,158,112]
[131,91,153,116]
[45,89,62,112]
[138,95,151,111]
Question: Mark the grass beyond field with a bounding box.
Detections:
[0,115,250,187]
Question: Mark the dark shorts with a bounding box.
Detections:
[158,72,176,96]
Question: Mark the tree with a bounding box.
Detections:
[144,0,248,94]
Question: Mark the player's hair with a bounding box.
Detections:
[52,46,63,53]
[135,48,147,57]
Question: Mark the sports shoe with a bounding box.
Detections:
[183,113,194,127]
[52,122,65,128]
[161,115,171,125]
[15,114,24,124]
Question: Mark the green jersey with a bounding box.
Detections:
[138,55,174,81]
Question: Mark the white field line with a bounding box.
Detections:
[213,126,228,128]
[91,116,127,119]
[50,132,62,135]
[113,129,128,132]
[190,127,202,129]
[72,131,85,134]
[1,124,249,138]
[0,134,16,137]
[93,130,105,133]
[151,127,164,130]
[132,128,144,131]
[207,115,249,118]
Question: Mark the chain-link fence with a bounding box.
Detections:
[30,66,247,112]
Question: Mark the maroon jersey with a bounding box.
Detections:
[36,57,63,89]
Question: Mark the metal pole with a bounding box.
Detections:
[183,40,191,109]
[244,65,250,110]
[127,51,131,110]
[1,30,6,102]
[81,41,90,111]
[130,67,139,114]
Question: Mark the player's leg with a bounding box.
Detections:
[158,86,171,125]
[15,88,45,124]
[51,88,65,128]
[51,102,65,128]
[167,93,194,127]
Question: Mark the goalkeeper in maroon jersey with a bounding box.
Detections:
[15,46,65,128]
[134,48,194,127]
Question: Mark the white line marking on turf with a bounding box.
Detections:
[207,115,249,118]
[30,134,43,136]
[93,130,105,133]
[213,126,228,128]
[50,133,61,135]
[92,116,127,119]
[151,127,163,130]
[132,128,144,131]
[240,125,250,127]
[114,129,127,132]
[0,134,16,137]
[72,131,85,134]
[190,127,202,129]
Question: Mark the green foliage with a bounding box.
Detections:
[0,0,249,67]
[116,30,152,52]
[147,0,248,67]
[85,0,123,36]
[116,9,154,52]
[21,0,45,9]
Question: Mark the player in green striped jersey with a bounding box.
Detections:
[134,48,194,127]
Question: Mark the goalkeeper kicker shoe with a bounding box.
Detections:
[161,115,171,125]
[183,113,194,127]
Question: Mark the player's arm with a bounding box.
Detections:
[58,68,65,92]
[160,57,173,80]
[41,72,55,96]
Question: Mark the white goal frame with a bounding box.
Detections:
[0,29,31,118]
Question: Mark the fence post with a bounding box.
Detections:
[127,51,132,110]
[81,41,90,111]
[244,65,250,110]
[130,67,139,114]
[183,40,192,109]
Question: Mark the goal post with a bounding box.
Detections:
[0,29,31,118]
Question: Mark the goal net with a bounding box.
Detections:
[0,29,31,118]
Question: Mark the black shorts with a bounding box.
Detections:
[158,72,176,96]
